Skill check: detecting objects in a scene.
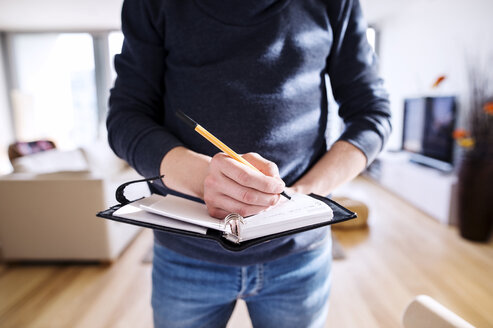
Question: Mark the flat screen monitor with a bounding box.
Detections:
[402,96,456,170]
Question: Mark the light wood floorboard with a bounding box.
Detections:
[0,176,491,327]
[327,176,493,328]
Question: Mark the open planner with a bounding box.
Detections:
[97,176,357,251]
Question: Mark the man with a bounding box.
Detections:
[107,0,391,327]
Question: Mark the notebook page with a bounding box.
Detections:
[138,194,227,231]
[238,213,332,242]
[113,199,208,234]
[242,193,332,229]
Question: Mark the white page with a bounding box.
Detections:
[113,198,208,235]
[138,194,227,231]
[235,213,332,242]
[242,194,332,229]
[137,193,332,237]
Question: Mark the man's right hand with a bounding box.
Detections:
[160,147,285,219]
[204,152,285,218]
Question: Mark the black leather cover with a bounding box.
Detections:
[96,176,357,251]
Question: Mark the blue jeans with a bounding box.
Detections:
[151,237,332,328]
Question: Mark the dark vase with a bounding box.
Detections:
[457,156,493,242]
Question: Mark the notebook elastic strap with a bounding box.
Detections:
[115,175,164,205]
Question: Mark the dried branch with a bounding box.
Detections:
[465,55,493,158]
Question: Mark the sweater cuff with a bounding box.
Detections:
[337,128,384,167]
[131,128,184,188]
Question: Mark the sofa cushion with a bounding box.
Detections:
[11,148,89,174]
[80,140,129,177]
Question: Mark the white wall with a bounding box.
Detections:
[361,0,413,25]
[376,0,493,150]
[0,0,123,31]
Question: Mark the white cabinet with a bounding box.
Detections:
[368,152,458,225]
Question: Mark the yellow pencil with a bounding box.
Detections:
[176,110,291,200]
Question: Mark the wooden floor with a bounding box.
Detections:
[1,176,492,328]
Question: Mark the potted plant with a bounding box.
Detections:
[453,63,493,242]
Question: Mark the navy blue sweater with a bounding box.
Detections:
[108,0,391,266]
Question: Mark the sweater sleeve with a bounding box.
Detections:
[326,0,392,166]
[107,0,183,179]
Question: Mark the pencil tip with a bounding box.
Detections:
[281,191,291,200]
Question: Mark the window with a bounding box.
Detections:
[3,31,125,154]
[0,31,126,173]
[9,33,98,149]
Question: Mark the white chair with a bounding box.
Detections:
[402,295,476,328]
